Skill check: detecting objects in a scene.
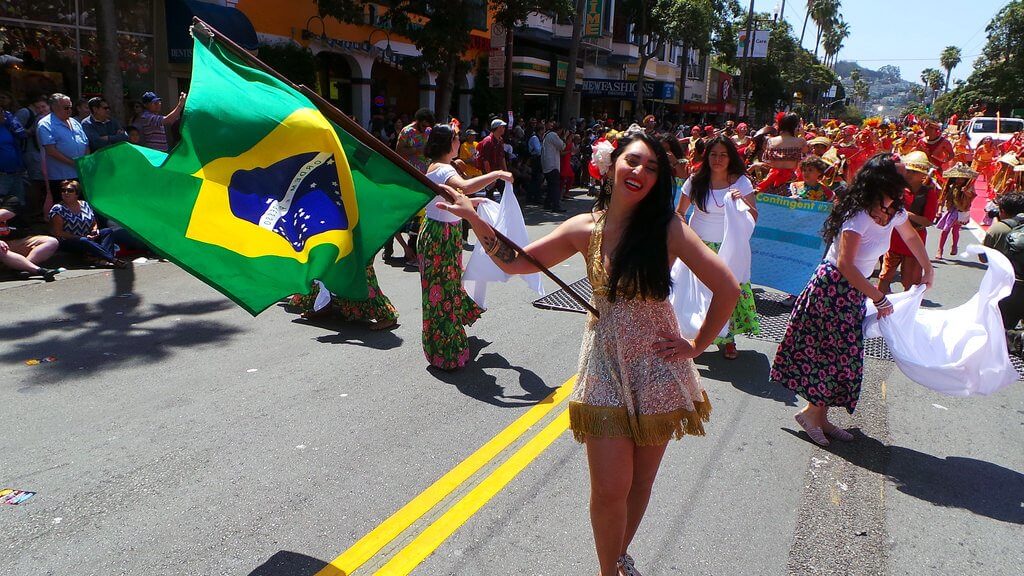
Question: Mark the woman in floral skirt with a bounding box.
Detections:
[421,124,513,370]
[676,135,760,359]
[291,266,398,330]
[771,153,933,446]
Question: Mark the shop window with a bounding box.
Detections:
[0,0,77,26]
[80,0,154,34]
[80,30,154,99]
[686,49,706,82]
[0,23,80,102]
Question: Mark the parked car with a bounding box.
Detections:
[964,116,1024,148]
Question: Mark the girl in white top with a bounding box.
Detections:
[677,135,759,359]
[420,124,512,370]
[771,153,933,446]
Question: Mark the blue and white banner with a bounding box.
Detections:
[750,195,832,295]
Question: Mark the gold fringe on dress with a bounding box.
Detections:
[568,391,713,446]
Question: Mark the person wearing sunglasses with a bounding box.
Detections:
[81,97,128,151]
[35,93,89,191]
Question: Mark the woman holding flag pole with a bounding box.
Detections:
[436,130,739,576]
[421,123,513,371]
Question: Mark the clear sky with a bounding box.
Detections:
[750,0,1006,84]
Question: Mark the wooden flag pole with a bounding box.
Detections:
[190,18,599,317]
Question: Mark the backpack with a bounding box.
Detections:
[999,213,1024,274]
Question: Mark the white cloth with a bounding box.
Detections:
[462,184,545,308]
[424,164,461,223]
[825,209,909,277]
[669,196,756,339]
[863,245,1018,396]
[682,175,754,243]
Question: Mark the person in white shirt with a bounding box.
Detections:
[771,153,933,446]
[541,121,565,212]
[676,135,760,359]
[421,123,513,370]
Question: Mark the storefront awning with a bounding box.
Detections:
[167,0,258,64]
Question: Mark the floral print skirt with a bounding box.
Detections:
[770,261,866,413]
[291,265,398,323]
[419,218,484,370]
[705,241,760,345]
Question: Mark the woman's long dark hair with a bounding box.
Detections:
[689,135,746,212]
[823,152,907,244]
[424,124,456,161]
[594,132,674,303]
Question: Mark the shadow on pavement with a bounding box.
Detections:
[247,550,329,576]
[307,321,404,350]
[782,428,1024,525]
[697,348,797,406]
[3,264,242,385]
[428,337,558,408]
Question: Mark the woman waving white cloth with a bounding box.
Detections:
[670,195,755,340]
[864,245,1018,396]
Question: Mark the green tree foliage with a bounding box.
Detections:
[743,13,837,118]
[937,1,1024,118]
[877,64,901,81]
[258,43,318,87]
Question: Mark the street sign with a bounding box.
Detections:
[584,0,604,38]
[488,47,505,88]
[736,30,770,58]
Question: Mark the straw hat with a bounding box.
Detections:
[901,150,934,174]
[943,163,978,180]
[808,136,832,147]
[998,152,1020,166]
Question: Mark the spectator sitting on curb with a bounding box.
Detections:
[0,191,60,281]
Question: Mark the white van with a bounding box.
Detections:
[965,116,1024,148]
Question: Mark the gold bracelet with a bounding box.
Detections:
[485,236,502,256]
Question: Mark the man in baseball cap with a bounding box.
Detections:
[138,90,186,152]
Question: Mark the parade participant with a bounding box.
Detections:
[677,135,760,359]
[971,136,998,195]
[935,163,979,259]
[917,121,954,174]
[878,151,938,294]
[291,268,399,330]
[756,113,806,193]
[893,129,918,156]
[952,130,972,165]
[437,131,739,576]
[991,152,1020,200]
[772,153,933,446]
[390,108,435,264]
[836,124,868,182]
[789,156,834,202]
[422,123,513,370]
[807,136,832,158]
[732,122,752,157]
[659,133,689,208]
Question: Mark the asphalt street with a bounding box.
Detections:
[1,195,1022,576]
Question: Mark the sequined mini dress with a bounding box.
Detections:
[568,215,712,446]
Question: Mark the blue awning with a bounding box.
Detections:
[166,0,258,64]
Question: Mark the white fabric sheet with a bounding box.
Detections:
[669,196,755,339]
[863,245,1018,396]
[462,184,545,308]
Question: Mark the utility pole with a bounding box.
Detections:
[504,24,514,121]
[735,0,755,120]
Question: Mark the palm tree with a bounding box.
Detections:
[920,67,944,104]
[822,17,850,69]
[799,0,816,46]
[939,46,961,94]
[812,0,839,59]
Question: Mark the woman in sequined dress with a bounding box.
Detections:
[436,132,740,576]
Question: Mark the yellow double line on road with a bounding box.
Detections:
[315,375,576,576]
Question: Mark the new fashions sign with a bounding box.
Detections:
[582,79,675,100]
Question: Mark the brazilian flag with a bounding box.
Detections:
[78,36,432,315]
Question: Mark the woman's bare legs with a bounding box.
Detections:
[585,436,634,576]
[621,443,669,556]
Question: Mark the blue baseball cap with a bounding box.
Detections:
[141,91,161,104]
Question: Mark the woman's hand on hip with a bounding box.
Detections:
[653,331,700,361]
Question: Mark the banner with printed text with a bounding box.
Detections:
[750,195,832,295]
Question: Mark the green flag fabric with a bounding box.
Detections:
[78,35,432,315]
